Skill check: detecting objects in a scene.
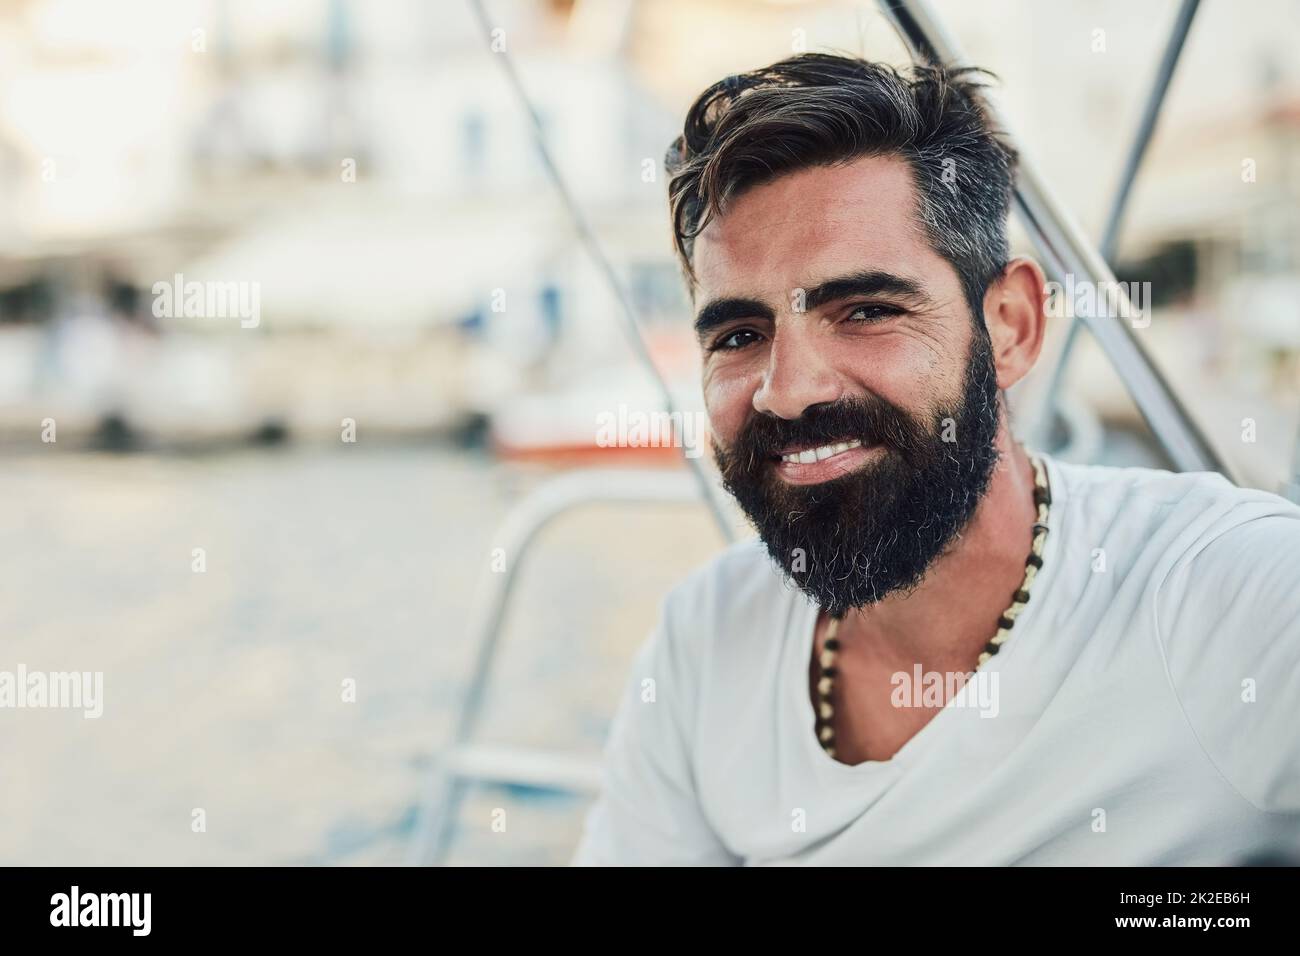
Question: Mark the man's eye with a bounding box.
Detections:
[711,329,761,351]
[846,304,903,323]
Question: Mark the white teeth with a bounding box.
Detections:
[781,439,864,464]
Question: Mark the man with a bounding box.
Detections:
[572,54,1300,865]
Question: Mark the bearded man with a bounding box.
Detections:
[572,54,1300,865]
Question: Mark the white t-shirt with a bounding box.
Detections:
[572,454,1300,865]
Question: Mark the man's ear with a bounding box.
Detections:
[982,257,1047,391]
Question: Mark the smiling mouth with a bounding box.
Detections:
[777,438,863,464]
[771,438,880,485]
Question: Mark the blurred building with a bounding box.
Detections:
[0,0,1295,487]
[0,0,689,449]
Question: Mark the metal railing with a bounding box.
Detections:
[406,469,717,865]
[1028,0,1203,460]
[880,0,1234,481]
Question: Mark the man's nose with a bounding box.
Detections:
[751,323,842,420]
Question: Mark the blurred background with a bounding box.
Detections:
[1,0,1297,865]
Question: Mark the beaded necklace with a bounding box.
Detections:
[814,455,1052,759]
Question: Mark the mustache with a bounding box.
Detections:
[722,395,930,465]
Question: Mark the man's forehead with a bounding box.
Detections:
[691,153,934,299]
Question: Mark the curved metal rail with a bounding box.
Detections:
[407,468,718,866]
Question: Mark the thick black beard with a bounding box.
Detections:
[713,330,1002,617]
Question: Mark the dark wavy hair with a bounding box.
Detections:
[665,53,1019,315]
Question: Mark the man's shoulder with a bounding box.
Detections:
[662,536,794,620]
[651,536,801,670]
[1040,456,1300,814]
[1051,454,1263,509]
[1038,454,1300,640]
[626,538,796,719]
[1046,453,1300,544]
[1083,465,1300,814]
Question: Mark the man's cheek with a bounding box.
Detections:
[705,368,761,428]
[702,392,747,451]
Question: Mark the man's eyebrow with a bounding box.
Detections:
[693,297,775,337]
[802,270,933,312]
[692,271,933,337]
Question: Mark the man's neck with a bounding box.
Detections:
[836,428,1039,670]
